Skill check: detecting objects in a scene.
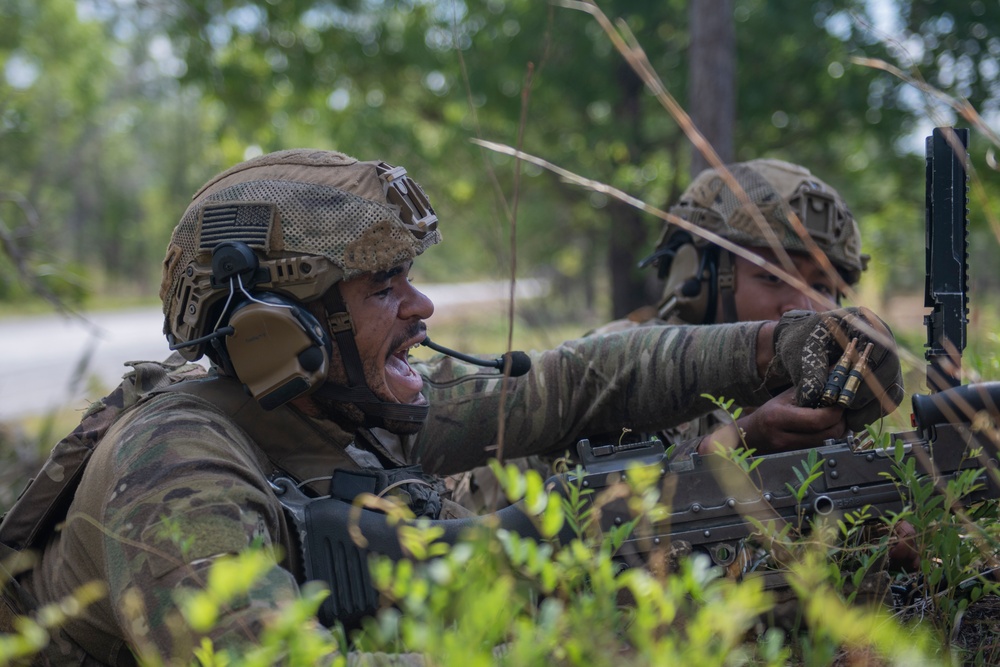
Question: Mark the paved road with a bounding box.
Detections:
[0,280,547,421]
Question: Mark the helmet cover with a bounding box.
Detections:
[655,159,866,284]
[160,149,441,358]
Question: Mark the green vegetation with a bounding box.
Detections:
[6,425,1000,665]
[3,1,1000,318]
[4,1,1000,664]
[3,323,1000,665]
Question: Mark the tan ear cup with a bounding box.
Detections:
[224,296,330,410]
[659,243,711,323]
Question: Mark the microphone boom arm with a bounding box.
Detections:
[420,337,531,377]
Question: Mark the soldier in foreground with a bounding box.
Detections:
[0,149,902,663]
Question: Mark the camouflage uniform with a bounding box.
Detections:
[445,314,713,514]
[412,321,769,473]
[18,320,768,664]
[584,313,728,459]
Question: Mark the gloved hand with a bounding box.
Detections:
[770,307,904,431]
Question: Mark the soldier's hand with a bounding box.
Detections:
[770,307,904,431]
[740,387,848,454]
[697,388,847,456]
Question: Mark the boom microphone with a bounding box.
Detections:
[421,337,532,377]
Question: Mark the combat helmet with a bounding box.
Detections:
[161,149,440,418]
[641,159,867,324]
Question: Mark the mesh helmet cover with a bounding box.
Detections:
[659,159,866,284]
[161,149,441,356]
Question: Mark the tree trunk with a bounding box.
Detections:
[607,63,654,319]
[607,199,651,319]
[689,0,736,177]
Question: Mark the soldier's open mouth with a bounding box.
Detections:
[384,343,424,403]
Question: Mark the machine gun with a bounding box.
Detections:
[275,381,1000,627]
[572,383,1000,571]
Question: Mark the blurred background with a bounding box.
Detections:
[2,0,1000,508]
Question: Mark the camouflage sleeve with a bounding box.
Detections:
[82,392,302,659]
[410,322,771,475]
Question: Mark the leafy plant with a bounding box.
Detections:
[5,445,991,666]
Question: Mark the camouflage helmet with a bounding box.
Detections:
[160,149,441,359]
[653,159,867,285]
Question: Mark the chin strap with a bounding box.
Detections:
[313,286,429,426]
[717,250,738,324]
[313,383,429,424]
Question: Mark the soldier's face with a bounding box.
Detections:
[726,247,838,323]
[339,261,435,406]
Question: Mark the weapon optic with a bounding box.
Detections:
[924,126,970,391]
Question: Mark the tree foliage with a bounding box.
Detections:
[1,1,999,317]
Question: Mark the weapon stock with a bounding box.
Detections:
[274,476,560,627]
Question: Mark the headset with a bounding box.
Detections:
[641,231,735,325]
[176,241,333,410]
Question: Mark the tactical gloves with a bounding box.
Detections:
[771,307,904,431]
